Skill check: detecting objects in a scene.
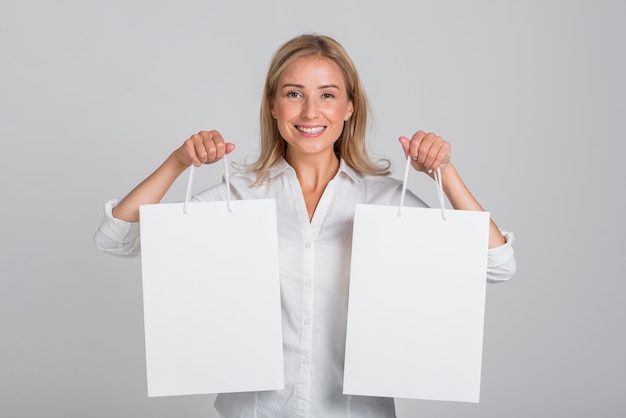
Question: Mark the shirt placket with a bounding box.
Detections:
[287,170,317,417]
[296,231,315,417]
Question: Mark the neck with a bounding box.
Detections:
[285,150,340,191]
[285,149,340,222]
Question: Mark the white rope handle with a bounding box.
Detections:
[183,164,195,214]
[223,154,232,212]
[397,155,412,217]
[433,165,447,220]
[183,153,232,214]
[397,155,447,220]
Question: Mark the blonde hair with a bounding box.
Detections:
[248,34,390,183]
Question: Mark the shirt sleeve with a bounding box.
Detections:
[395,184,517,283]
[486,231,516,283]
[93,199,141,256]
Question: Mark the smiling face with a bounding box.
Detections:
[270,56,354,161]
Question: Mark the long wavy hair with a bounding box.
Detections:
[248,34,390,183]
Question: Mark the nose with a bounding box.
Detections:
[301,96,319,119]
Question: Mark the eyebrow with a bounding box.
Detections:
[280,83,341,90]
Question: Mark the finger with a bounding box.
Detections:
[191,132,210,164]
[205,131,226,162]
[415,132,437,165]
[409,131,426,160]
[398,136,411,157]
[429,141,451,172]
[191,130,222,163]
[420,134,443,169]
[182,136,203,167]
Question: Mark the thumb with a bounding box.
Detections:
[225,143,236,154]
[398,136,410,157]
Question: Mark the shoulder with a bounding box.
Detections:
[341,161,403,190]
[191,168,259,202]
[340,162,428,207]
[339,162,406,204]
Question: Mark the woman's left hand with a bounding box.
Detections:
[399,131,451,175]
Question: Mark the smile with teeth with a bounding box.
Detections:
[297,126,326,134]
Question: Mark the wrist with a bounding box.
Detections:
[165,151,192,174]
[439,162,456,179]
[429,162,457,182]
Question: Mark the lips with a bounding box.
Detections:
[296,126,326,135]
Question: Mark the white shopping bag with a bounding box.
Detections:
[138,158,284,397]
[343,159,490,403]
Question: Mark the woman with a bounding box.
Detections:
[95,34,515,417]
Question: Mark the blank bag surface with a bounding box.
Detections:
[139,198,284,397]
[344,203,490,403]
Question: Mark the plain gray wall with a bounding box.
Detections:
[2,0,624,417]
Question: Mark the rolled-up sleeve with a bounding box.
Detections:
[486,231,516,283]
[93,199,141,256]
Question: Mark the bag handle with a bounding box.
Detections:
[183,154,232,214]
[398,155,447,220]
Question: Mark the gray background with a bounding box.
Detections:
[2,0,624,417]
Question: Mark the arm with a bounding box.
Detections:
[112,130,235,222]
[438,163,506,248]
[399,132,506,249]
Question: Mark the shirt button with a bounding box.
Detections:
[304,280,312,288]
[303,318,311,326]
[304,241,312,248]
[302,357,310,365]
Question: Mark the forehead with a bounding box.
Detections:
[279,56,346,87]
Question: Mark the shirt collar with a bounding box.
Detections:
[266,156,363,183]
[266,157,291,179]
[337,158,362,182]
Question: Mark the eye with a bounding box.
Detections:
[321,92,335,99]
[286,91,302,99]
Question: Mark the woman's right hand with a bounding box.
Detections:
[175,130,236,167]
[111,130,236,222]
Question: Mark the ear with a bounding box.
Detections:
[270,100,277,119]
[344,100,354,121]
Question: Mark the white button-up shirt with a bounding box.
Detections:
[94,157,516,418]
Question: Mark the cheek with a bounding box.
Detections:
[327,105,351,123]
[273,106,292,138]
[273,102,295,123]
